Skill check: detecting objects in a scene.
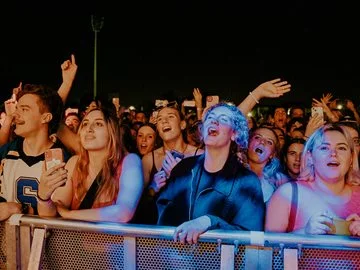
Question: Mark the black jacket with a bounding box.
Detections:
[157,154,265,231]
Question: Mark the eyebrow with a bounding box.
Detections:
[83,118,105,122]
[208,113,230,118]
[320,142,348,146]
[253,133,276,141]
[19,104,31,109]
[158,112,177,117]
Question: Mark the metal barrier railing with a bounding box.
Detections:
[1,214,360,269]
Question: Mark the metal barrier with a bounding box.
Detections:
[1,214,360,270]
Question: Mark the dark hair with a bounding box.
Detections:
[286,117,307,133]
[17,84,64,135]
[281,137,306,163]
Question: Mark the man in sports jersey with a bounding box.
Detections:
[0,84,67,221]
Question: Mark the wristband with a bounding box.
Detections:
[249,91,259,104]
[21,203,29,214]
[37,192,51,203]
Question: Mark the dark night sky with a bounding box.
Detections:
[1,2,359,112]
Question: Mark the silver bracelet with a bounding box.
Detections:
[249,91,259,104]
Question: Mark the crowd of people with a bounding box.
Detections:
[1,54,360,244]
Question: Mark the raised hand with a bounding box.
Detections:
[193,88,202,108]
[173,215,211,244]
[253,78,291,99]
[61,54,78,86]
[312,98,324,108]
[345,99,356,111]
[304,112,325,138]
[321,93,333,105]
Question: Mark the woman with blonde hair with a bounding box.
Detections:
[266,123,360,236]
[38,108,143,222]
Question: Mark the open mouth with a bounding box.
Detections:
[293,163,300,169]
[327,161,340,167]
[255,147,264,154]
[162,126,171,132]
[208,127,219,136]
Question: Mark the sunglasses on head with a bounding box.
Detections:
[155,101,179,111]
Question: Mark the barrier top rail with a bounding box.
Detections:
[9,214,360,250]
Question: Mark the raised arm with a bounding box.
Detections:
[193,88,203,120]
[312,93,338,123]
[0,82,23,146]
[57,54,78,104]
[238,78,291,115]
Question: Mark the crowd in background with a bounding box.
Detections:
[1,54,360,244]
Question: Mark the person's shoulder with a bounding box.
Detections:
[171,154,203,177]
[186,144,204,156]
[271,181,295,201]
[0,137,21,159]
[124,152,141,162]
[123,152,142,167]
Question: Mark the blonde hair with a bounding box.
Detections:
[298,123,360,185]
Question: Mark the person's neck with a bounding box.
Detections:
[248,160,266,178]
[313,176,347,196]
[88,150,107,168]
[163,139,187,153]
[204,146,230,173]
[23,134,53,156]
[288,170,299,180]
[87,150,107,176]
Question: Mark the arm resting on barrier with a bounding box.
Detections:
[0,202,22,221]
[55,153,144,223]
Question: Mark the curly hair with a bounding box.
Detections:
[201,102,249,155]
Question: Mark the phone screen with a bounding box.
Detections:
[170,150,185,160]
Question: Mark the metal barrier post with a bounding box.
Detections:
[123,236,136,270]
[284,248,298,270]
[245,246,273,270]
[20,226,31,269]
[220,244,235,270]
[5,218,20,270]
[27,228,46,270]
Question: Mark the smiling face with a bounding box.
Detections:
[156,107,184,142]
[311,130,352,183]
[136,125,156,156]
[202,106,235,149]
[79,110,109,152]
[248,128,278,164]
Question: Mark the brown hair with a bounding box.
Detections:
[74,108,126,204]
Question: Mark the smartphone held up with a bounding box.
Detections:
[45,148,64,171]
